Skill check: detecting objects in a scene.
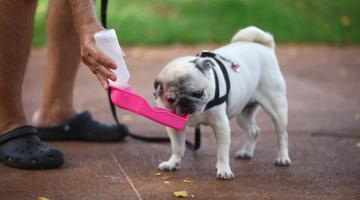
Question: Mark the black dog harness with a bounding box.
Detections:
[197,51,231,110]
[192,51,235,149]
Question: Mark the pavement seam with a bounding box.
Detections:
[110,151,143,200]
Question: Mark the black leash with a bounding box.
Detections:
[100,0,200,151]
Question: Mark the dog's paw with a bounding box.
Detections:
[273,156,291,166]
[216,168,235,180]
[215,163,234,180]
[235,149,253,160]
[158,161,178,171]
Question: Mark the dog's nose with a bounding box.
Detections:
[178,97,197,114]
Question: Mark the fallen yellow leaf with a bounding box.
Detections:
[164,181,171,184]
[174,191,188,198]
[154,172,161,176]
[161,176,170,180]
[183,179,192,183]
[38,197,50,200]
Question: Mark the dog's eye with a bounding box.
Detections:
[191,90,204,98]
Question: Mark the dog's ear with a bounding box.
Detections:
[195,58,214,74]
[153,80,163,99]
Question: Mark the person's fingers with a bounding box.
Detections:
[97,65,117,81]
[83,55,100,73]
[96,73,109,89]
[83,59,107,88]
[83,56,116,81]
[81,41,117,70]
[82,57,116,90]
[82,56,101,75]
[87,43,117,70]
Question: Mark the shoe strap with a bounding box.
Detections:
[0,126,37,144]
[36,111,91,133]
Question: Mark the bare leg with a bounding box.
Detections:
[0,0,38,133]
[32,0,80,126]
[0,0,64,169]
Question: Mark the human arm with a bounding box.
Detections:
[67,0,116,89]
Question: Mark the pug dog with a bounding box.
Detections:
[154,26,291,180]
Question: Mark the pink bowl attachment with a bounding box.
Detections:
[110,86,188,131]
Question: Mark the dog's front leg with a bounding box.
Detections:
[212,116,234,179]
[158,127,185,171]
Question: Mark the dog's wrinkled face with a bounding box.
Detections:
[154,57,215,115]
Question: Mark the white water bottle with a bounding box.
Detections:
[94,29,130,88]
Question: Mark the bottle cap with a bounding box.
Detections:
[94,29,118,42]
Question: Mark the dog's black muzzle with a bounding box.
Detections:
[177,97,199,114]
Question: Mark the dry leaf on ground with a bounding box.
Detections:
[174,191,188,198]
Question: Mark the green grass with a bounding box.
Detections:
[33,1,48,47]
[32,0,360,46]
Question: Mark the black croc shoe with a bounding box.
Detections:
[0,126,64,169]
[36,111,128,142]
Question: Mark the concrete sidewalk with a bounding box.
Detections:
[0,45,359,200]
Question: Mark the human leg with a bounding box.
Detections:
[32,0,80,126]
[0,0,37,133]
[0,0,63,169]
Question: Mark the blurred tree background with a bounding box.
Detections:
[33,0,359,46]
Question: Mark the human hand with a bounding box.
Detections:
[79,25,117,89]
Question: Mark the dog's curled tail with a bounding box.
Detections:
[231,26,275,49]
